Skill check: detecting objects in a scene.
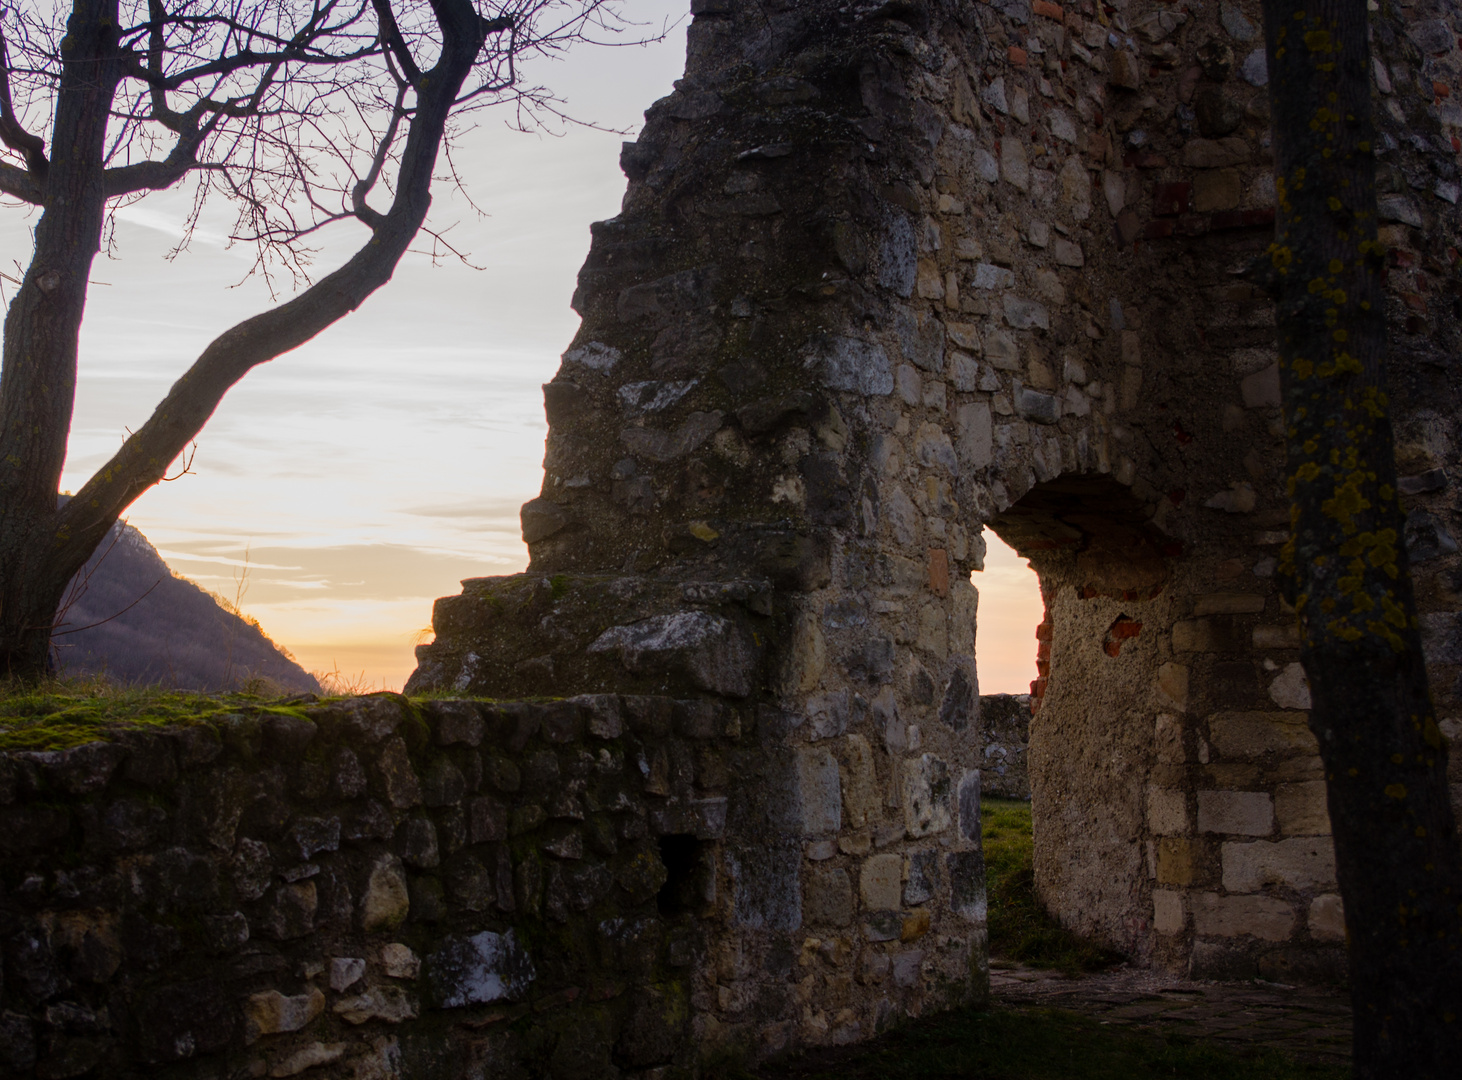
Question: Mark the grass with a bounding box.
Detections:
[982,798,1125,975]
[0,676,314,751]
[743,1005,1348,1080]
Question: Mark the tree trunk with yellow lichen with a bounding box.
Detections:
[1261,0,1462,1072]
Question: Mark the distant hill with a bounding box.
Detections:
[53,519,321,694]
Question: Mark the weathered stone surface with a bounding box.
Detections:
[804,868,853,927]
[332,985,418,1025]
[427,930,535,1007]
[1275,781,1330,835]
[795,747,842,837]
[860,854,902,911]
[270,1042,347,1078]
[588,612,757,697]
[1308,894,1346,941]
[1197,790,1273,836]
[243,988,325,1044]
[1208,713,1320,758]
[903,755,952,837]
[1222,838,1337,894]
[360,856,411,932]
[1191,893,1294,941]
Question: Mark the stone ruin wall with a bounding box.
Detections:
[0,694,823,1079]
[416,0,1462,995]
[8,0,1462,1076]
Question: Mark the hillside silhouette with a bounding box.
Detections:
[53,518,320,693]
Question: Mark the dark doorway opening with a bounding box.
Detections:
[657,833,706,915]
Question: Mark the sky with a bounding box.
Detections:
[2,0,1043,695]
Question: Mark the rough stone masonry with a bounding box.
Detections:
[6,0,1462,1076]
[415,0,1462,1012]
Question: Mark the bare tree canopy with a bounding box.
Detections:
[0,0,639,677]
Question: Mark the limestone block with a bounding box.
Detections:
[804,868,853,927]
[1156,663,1189,713]
[1153,890,1185,935]
[1058,155,1092,219]
[1268,663,1311,710]
[985,328,1019,370]
[795,747,843,837]
[916,604,949,659]
[816,335,894,396]
[330,957,366,992]
[1191,892,1294,941]
[903,849,941,906]
[243,987,325,1044]
[951,581,978,660]
[1000,136,1029,190]
[728,843,801,932]
[1156,837,1197,886]
[1053,237,1084,267]
[1003,294,1050,331]
[270,1043,347,1078]
[808,690,850,741]
[588,611,757,698]
[1252,623,1302,649]
[1194,593,1266,616]
[333,985,418,1025]
[374,737,422,809]
[1308,894,1346,941]
[1147,787,1189,834]
[788,608,827,693]
[1208,712,1319,758]
[1193,168,1241,212]
[903,755,953,837]
[838,735,879,828]
[426,930,536,1008]
[1197,790,1273,836]
[1109,50,1142,89]
[896,363,921,405]
[948,851,986,923]
[1222,838,1336,893]
[945,321,982,352]
[360,855,411,932]
[1241,363,1281,409]
[957,402,993,468]
[901,909,931,942]
[860,854,903,910]
[382,943,420,980]
[957,768,981,841]
[915,422,958,473]
[1275,781,1330,835]
[1173,619,1223,652]
[1155,713,1187,765]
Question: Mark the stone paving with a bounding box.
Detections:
[991,962,1353,1066]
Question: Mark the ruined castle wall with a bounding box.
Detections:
[413,0,1462,1020]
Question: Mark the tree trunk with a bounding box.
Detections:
[1260,0,1462,1072]
[0,0,121,678]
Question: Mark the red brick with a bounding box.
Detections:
[1142,218,1176,240]
[1033,0,1065,21]
[1435,81,1451,99]
[927,548,950,598]
[1009,46,1028,68]
[1403,292,1428,313]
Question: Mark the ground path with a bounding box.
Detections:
[991,962,1353,1066]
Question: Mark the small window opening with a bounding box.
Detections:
[657,833,705,915]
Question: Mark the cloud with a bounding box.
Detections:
[113,205,231,249]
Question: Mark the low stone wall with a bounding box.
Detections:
[0,692,987,1078]
[977,695,1031,800]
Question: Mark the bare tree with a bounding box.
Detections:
[1259,0,1462,1072]
[0,0,635,677]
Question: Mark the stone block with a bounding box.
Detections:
[1222,837,1336,893]
[1156,837,1198,886]
[948,851,986,923]
[374,737,422,809]
[270,1043,347,1078]
[838,735,879,828]
[1197,790,1273,836]
[902,755,953,837]
[1252,624,1302,649]
[1308,894,1346,941]
[1241,364,1281,409]
[1156,662,1189,712]
[805,868,853,927]
[588,611,757,697]
[1208,712,1319,758]
[860,854,902,910]
[330,957,366,992]
[1181,137,1251,168]
[382,943,420,980]
[1268,663,1311,710]
[427,930,536,1008]
[1153,890,1185,935]
[957,768,981,841]
[243,987,325,1044]
[1147,787,1188,834]
[332,985,418,1025]
[1193,168,1241,211]
[729,842,801,932]
[1275,781,1330,835]
[795,747,842,837]
[360,855,411,932]
[1191,892,1294,941]
[1155,713,1187,765]
[903,849,941,906]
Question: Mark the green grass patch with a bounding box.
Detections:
[982,798,1123,974]
[0,677,312,751]
[746,1004,1347,1080]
